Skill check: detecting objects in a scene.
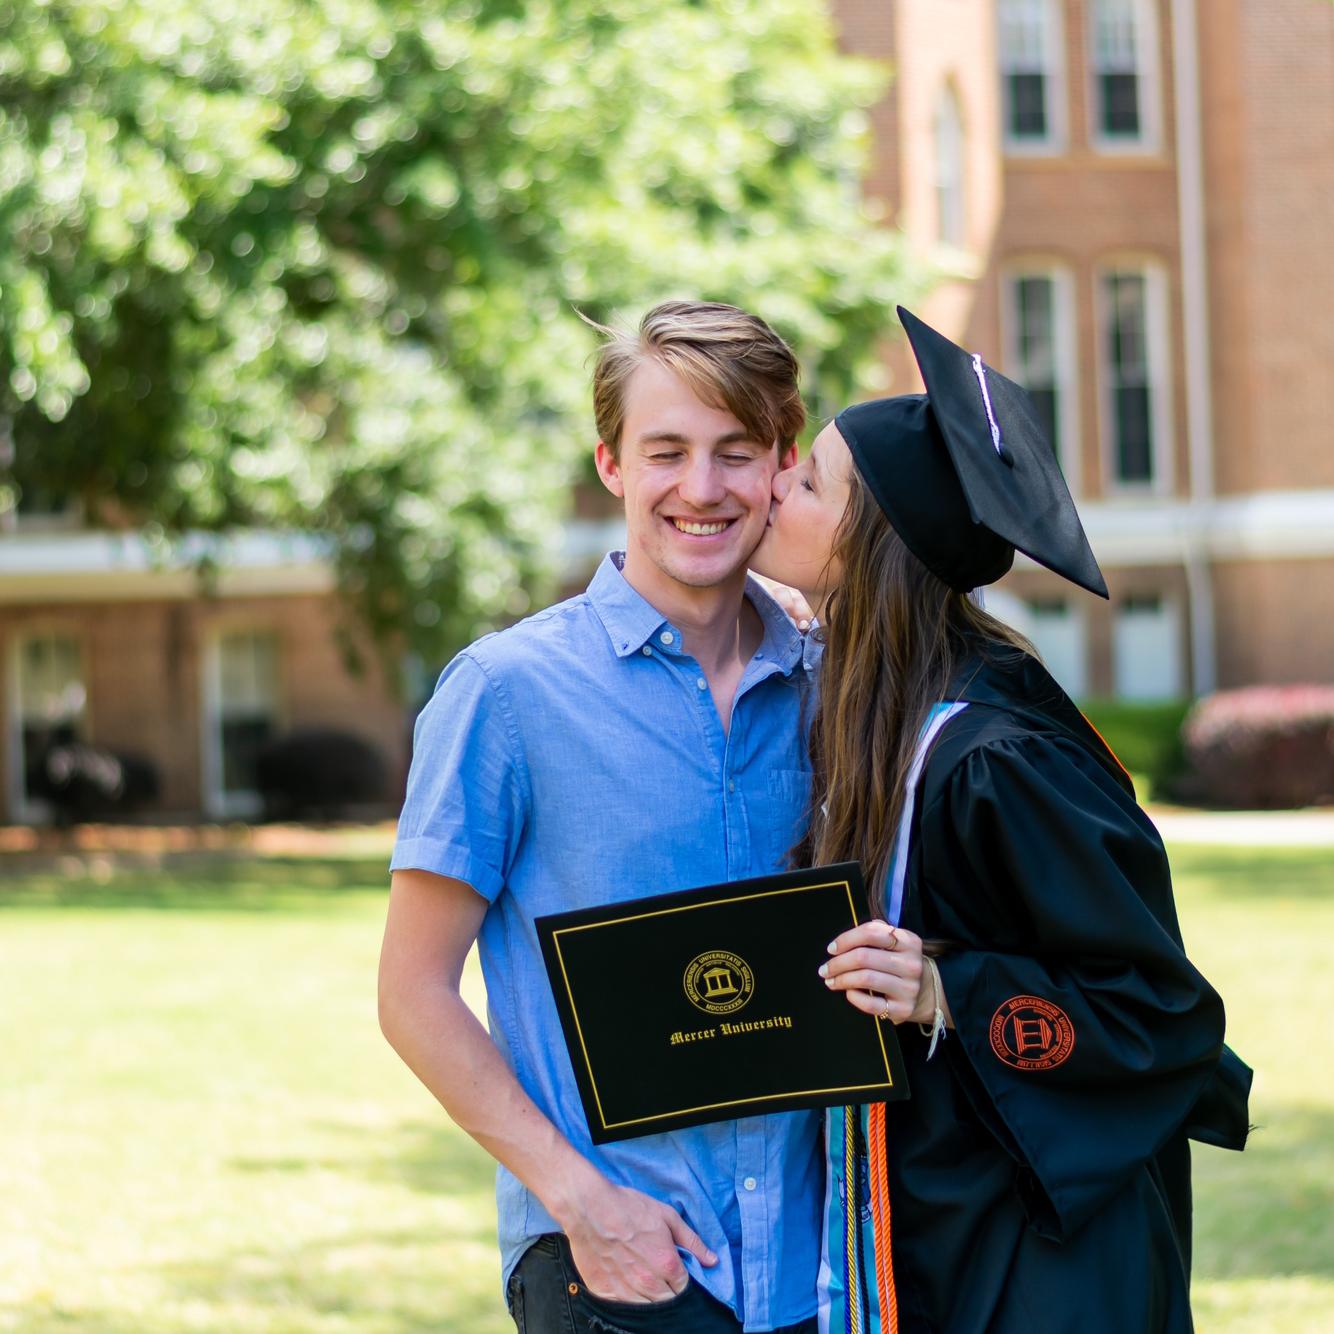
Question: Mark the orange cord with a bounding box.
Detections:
[867,1103,899,1333]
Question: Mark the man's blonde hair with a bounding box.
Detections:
[590,301,805,460]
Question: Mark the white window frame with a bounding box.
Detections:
[933,85,967,248]
[1026,596,1090,699]
[6,629,88,824]
[999,262,1080,495]
[201,628,281,820]
[998,0,1067,155]
[1095,259,1173,496]
[1087,0,1161,153]
[1112,593,1184,700]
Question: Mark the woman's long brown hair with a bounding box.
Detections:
[795,470,1036,916]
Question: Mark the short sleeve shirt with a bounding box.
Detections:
[392,554,824,1332]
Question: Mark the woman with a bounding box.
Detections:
[750,307,1250,1334]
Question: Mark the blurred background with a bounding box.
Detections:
[2,2,1332,1331]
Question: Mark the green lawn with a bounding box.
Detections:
[1,840,1330,1332]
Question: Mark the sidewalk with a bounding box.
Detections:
[1148,807,1334,847]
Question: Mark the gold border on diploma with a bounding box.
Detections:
[549,875,899,1135]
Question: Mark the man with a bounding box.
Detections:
[379,300,822,1334]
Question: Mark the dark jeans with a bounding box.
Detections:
[507,1234,818,1334]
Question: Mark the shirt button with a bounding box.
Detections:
[641,646,652,656]
[696,677,707,691]
[742,1176,757,1191]
[659,630,674,646]
[728,780,735,793]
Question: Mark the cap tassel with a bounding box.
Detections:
[971,354,1014,468]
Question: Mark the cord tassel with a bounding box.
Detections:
[844,1105,861,1334]
[867,1103,899,1334]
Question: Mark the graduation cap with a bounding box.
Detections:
[834,306,1108,598]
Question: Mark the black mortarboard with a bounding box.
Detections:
[835,306,1108,598]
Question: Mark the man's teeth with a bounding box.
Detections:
[673,519,730,536]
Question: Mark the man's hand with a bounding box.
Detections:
[557,1178,717,1304]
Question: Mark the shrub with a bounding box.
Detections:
[29,744,161,825]
[1077,698,1191,799]
[255,729,389,820]
[1174,686,1334,809]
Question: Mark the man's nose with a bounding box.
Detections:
[677,456,727,508]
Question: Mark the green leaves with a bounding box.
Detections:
[1,0,925,674]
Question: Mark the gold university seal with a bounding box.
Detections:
[683,950,755,1016]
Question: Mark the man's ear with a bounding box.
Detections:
[778,441,799,471]
[594,440,625,498]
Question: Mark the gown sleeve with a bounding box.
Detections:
[922,732,1231,1243]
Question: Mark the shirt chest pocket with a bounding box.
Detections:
[744,767,811,870]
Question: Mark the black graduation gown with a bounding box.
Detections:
[884,648,1251,1334]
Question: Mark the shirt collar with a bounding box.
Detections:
[587,552,807,673]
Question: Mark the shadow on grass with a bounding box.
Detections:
[1168,846,1334,902]
[231,1116,498,1205]
[0,854,390,911]
[1,1118,506,1334]
[4,1227,506,1333]
[1194,1103,1334,1281]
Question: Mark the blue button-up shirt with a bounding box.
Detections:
[392,554,823,1331]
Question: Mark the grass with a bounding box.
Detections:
[1,837,1331,1332]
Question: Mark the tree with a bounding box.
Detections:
[0,0,923,672]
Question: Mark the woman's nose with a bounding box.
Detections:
[772,467,794,502]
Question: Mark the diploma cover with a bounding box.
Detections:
[536,862,909,1144]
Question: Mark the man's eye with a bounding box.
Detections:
[723,453,756,464]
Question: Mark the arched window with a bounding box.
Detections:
[933,87,966,247]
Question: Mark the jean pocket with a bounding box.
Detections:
[554,1236,698,1329]
[505,1270,525,1330]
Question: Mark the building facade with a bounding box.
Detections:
[0,532,407,823]
[832,0,1334,698]
[3,0,1330,823]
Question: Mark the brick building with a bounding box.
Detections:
[832,0,1334,698]
[2,0,1330,822]
[0,532,406,823]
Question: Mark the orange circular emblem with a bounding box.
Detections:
[989,995,1076,1071]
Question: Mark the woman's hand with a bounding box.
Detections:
[819,920,944,1026]
[748,573,815,631]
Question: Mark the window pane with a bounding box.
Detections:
[934,91,966,246]
[1093,0,1139,68]
[1016,276,1055,376]
[1008,73,1048,138]
[1010,274,1062,461]
[215,632,279,799]
[221,717,275,796]
[1100,72,1141,136]
[17,635,86,806]
[19,636,85,723]
[1000,0,1050,67]
[1115,386,1153,481]
[219,633,278,716]
[1103,271,1155,484]
[1028,386,1060,455]
[1107,274,1148,379]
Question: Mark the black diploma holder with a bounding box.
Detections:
[535,862,909,1144]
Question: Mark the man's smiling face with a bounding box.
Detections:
[595,357,795,599]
